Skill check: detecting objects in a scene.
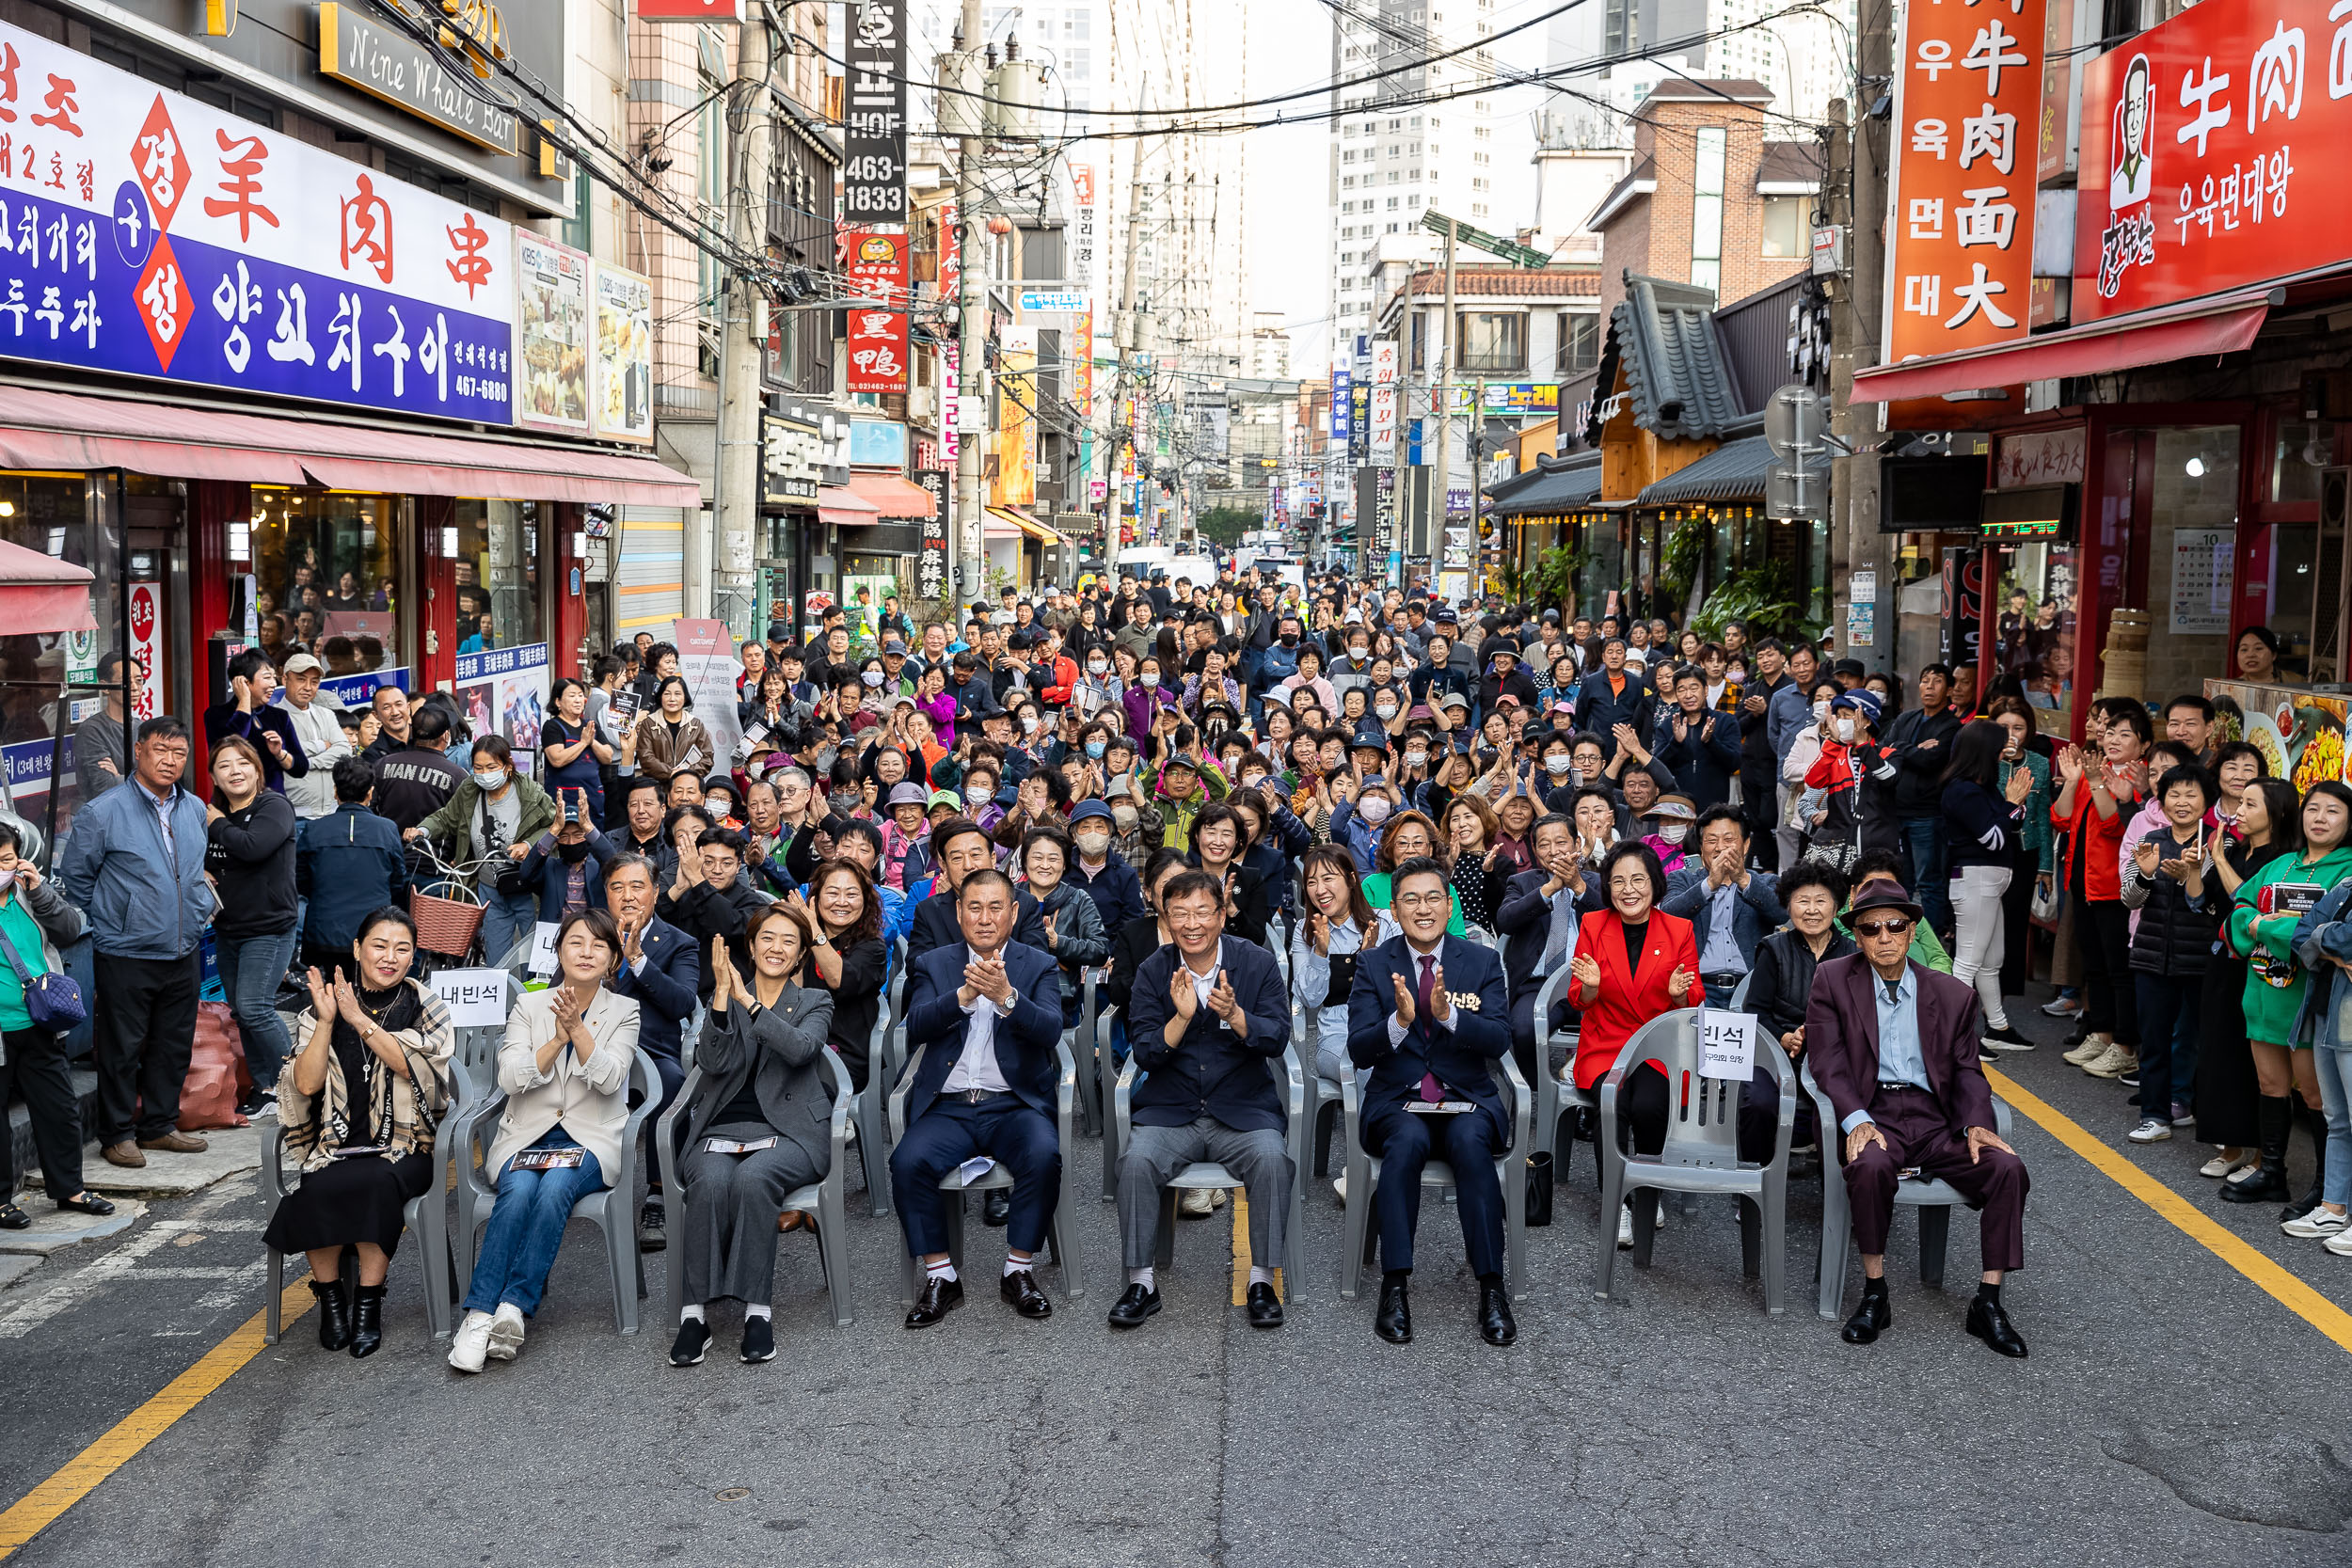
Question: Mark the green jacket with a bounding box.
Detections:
[1999,751,2056,873]
[415,773,559,883]
[2231,844,2352,1043]
[1835,911,1953,974]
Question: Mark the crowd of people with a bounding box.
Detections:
[4,565,2349,1372]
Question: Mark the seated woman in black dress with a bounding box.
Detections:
[263,906,455,1358]
[793,857,888,1091]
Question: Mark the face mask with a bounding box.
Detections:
[1141,673,1160,689]
[828,788,862,816]
[1088,657,1107,674]
[1546,755,1572,775]
[965,785,991,805]
[473,768,506,790]
[1834,718,1856,743]
[1279,632,1298,647]
[1350,646,1368,661]
[1375,702,1398,721]
[1074,831,1111,857]
[862,670,883,688]
[1085,738,1107,760]
[1019,714,1041,735]
[1241,772,1267,789]
[1726,669,1747,686]
[1359,796,1392,827]
[557,839,590,864]
[1406,750,1428,768]
[1657,823,1689,846]
[1814,698,1833,720]
[0,867,15,890]
[1111,803,1139,832]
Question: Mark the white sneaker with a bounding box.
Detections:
[2325,1227,2352,1257]
[2282,1208,2350,1239]
[1616,1204,1634,1249]
[1209,1187,1228,1211]
[1180,1186,1215,1217]
[2084,1044,2138,1079]
[1331,1173,1347,1202]
[486,1303,526,1361]
[2126,1118,2172,1144]
[2226,1162,2265,1186]
[2042,995,2083,1017]
[2062,1037,2109,1066]
[448,1310,494,1373]
[2200,1151,2256,1180]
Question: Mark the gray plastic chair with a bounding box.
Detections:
[1528,966,1595,1175]
[1098,1004,1124,1200]
[1728,973,1753,1011]
[1072,965,1109,1137]
[851,981,898,1217]
[1110,1043,1310,1286]
[1593,1007,1796,1313]
[889,1034,1088,1306]
[655,1046,856,1329]
[448,1048,661,1334]
[1800,1060,2017,1321]
[262,1066,465,1345]
[1338,1053,1534,1302]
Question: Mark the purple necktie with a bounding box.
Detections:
[1417,955,1445,1102]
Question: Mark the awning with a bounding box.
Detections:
[1638,436,1772,505]
[0,537,95,634]
[1490,457,1604,517]
[817,486,881,529]
[0,385,703,506]
[1851,288,2277,404]
[846,472,938,519]
[986,506,1059,543]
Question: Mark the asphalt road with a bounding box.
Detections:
[6,992,2352,1566]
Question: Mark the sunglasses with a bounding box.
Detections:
[1853,918,1914,938]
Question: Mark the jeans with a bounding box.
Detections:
[1947,864,2012,1030]
[462,1129,607,1316]
[2133,972,2202,1127]
[477,885,542,970]
[1901,817,1950,936]
[2315,1040,2352,1209]
[213,927,297,1092]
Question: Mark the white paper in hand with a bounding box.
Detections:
[528,921,562,977]
[956,1155,998,1185]
[1697,1008,1759,1081]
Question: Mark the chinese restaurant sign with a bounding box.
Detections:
[0,19,513,422]
[2075,0,2332,319]
[841,226,908,394]
[1883,0,2046,363]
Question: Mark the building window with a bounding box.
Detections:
[1763,195,1808,258]
[1690,126,1726,294]
[1557,310,1600,373]
[1454,310,1524,373]
[240,487,405,674]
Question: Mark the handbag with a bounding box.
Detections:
[0,917,86,1030]
[2030,866,2063,924]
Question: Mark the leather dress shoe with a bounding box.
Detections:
[1478,1281,1517,1347]
[137,1130,208,1154]
[1001,1267,1053,1319]
[1841,1289,1891,1345]
[903,1275,964,1329]
[100,1142,145,1169]
[1106,1282,1162,1328]
[1966,1294,2028,1358]
[1246,1281,1284,1328]
[1374,1277,1412,1344]
[981,1189,1011,1227]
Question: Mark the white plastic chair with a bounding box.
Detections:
[1800,1061,2018,1321]
[448,1048,661,1334]
[888,1035,1088,1306]
[654,1048,856,1329]
[1592,1008,1797,1314]
[1111,1043,1309,1285]
[1338,1053,1534,1302]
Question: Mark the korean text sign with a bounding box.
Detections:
[841,0,907,226]
[0,20,514,423]
[1884,0,2046,361]
[2074,0,2324,319]
[841,226,908,395]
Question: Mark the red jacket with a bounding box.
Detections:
[2053,770,2141,901]
[1569,907,1708,1091]
[1040,653,1081,708]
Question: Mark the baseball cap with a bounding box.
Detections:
[886,782,929,809]
[1832,689,1885,724]
[1642,793,1698,822]
[882,639,909,657]
[1438,691,1470,712]
[281,652,324,674]
[926,789,961,812]
[1349,721,1391,752]
[1069,800,1114,826]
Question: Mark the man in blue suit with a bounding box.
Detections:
[1346,855,1517,1347]
[892,868,1067,1327]
[603,851,700,1253]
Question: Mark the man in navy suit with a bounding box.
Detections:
[1346,855,1518,1346]
[1112,870,1294,1331]
[892,868,1067,1327]
[602,851,700,1253]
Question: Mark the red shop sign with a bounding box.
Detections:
[2075,0,2332,320]
[840,226,909,395]
[636,0,744,21]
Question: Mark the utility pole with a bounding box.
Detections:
[1832,0,1894,668]
[1106,100,1150,577]
[951,0,987,610]
[710,18,775,636]
[1428,217,1458,599]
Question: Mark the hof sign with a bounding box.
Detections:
[842,0,907,227]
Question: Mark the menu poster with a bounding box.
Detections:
[514,231,590,433]
[590,262,654,445]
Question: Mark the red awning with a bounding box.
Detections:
[845,471,937,518]
[0,537,96,634]
[818,485,881,529]
[0,385,702,506]
[1851,288,2277,403]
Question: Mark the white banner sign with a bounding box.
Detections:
[429,968,511,1027]
[1697,1008,1759,1081]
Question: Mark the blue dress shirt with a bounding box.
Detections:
[1842,964,1929,1133]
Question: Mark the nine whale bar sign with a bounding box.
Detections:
[319,2,522,156]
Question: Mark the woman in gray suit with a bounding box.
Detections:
[669,903,835,1368]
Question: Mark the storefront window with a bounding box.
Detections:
[453,499,545,655]
[2271,420,2335,505]
[236,487,403,675]
[2146,426,2243,694]
[1996,542,2077,729]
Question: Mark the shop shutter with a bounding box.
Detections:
[616,506,688,635]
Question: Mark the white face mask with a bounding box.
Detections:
[1020,714,1040,734]
[862,670,883,688]
[1834,718,1856,743]
[1656,822,1689,846]
[1545,755,1572,775]
[1813,697,1833,720]
[1088,657,1107,673]
[1359,796,1392,827]
[1405,750,1428,768]
[473,768,506,791]
[1073,830,1111,857]
[1141,673,1160,688]
[1375,702,1398,720]
[965,785,991,805]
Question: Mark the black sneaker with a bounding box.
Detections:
[637,1197,667,1254]
[739,1314,775,1363]
[668,1317,711,1367]
[235,1090,277,1120]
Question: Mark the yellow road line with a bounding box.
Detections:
[1226,1192,1280,1305]
[1985,1067,2352,1356]
[0,1282,315,1560]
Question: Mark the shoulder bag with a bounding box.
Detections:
[0,916,86,1031]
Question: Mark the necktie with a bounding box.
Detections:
[1416,955,1445,1103]
[1539,888,1575,975]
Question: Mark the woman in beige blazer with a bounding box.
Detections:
[448,908,641,1373]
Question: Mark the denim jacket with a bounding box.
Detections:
[2290,879,2352,1047]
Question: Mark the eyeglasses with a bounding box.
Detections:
[1853,918,1914,938]
[1394,891,1451,910]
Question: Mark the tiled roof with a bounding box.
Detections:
[1404,267,1602,298]
[1490,453,1606,515]
[1584,273,1747,443]
[1638,435,1772,504]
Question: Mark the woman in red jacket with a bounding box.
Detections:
[2053,700,2151,1079]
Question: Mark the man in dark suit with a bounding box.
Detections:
[1804,881,2031,1357]
[1572,637,1656,765]
[1345,856,1518,1347]
[604,850,700,1252]
[1492,812,1600,1083]
[907,816,1040,971]
[892,869,1068,1327]
[1112,870,1294,1330]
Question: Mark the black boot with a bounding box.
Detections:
[310,1277,353,1352]
[2282,1105,2329,1223]
[348,1284,386,1358]
[2221,1095,2293,1204]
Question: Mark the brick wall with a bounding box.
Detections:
[1600,92,1807,312]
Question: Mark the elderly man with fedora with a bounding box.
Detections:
[1803,880,2030,1357]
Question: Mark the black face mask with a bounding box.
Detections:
[557,839,590,864]
[1279,632,1298,647]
